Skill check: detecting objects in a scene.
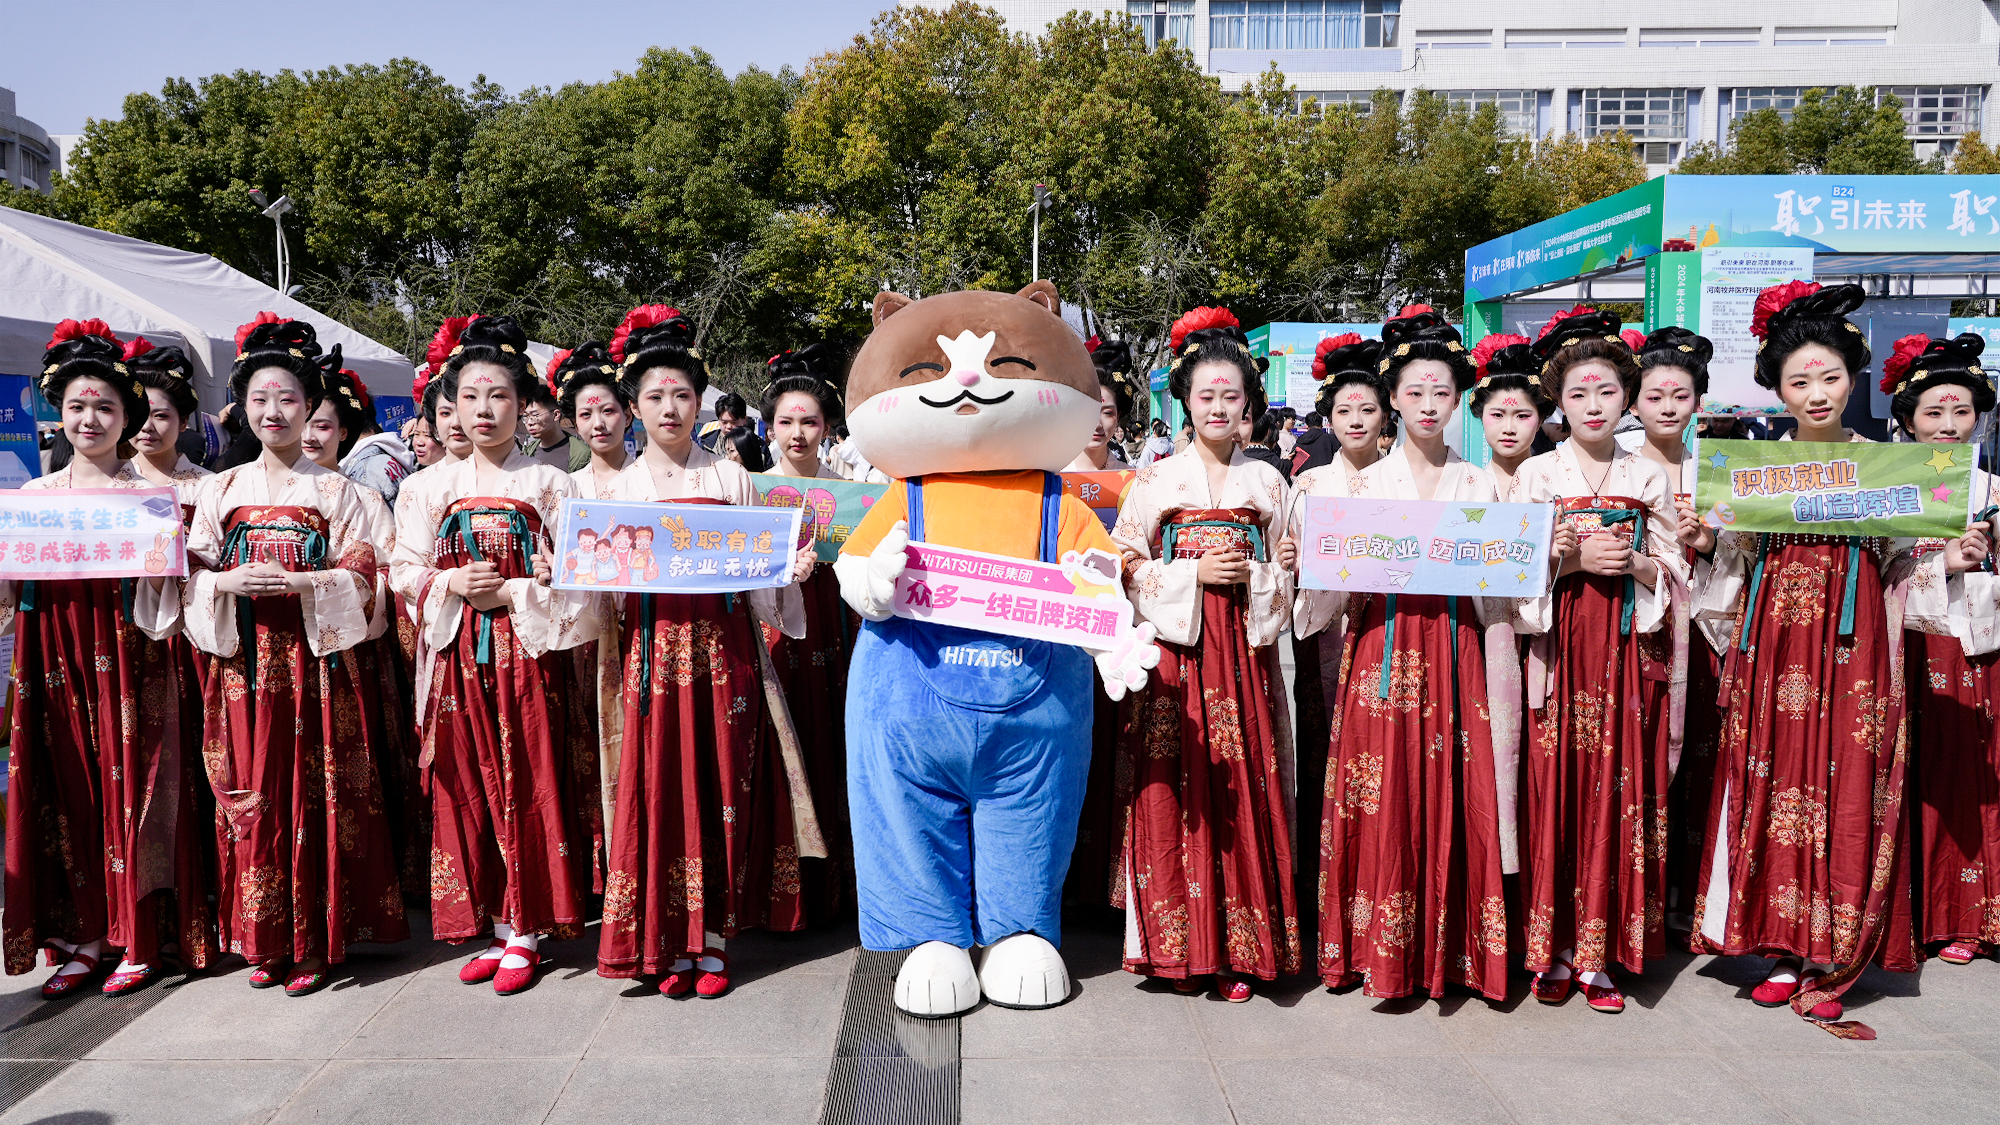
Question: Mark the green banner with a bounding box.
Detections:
[1691,439,1976,538]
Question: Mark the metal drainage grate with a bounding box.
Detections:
[820,950,960,1125]
[0,971,187,1111]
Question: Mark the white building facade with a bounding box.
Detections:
[0,88,59,195]
[907,1,1999,173]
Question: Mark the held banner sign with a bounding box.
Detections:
[1693,439,1974,538]
[1296,497,1555,598]
[1060,470,1135,531]
[552,498,800,596]
[753,475,888,563]
[0,487,186,581]
[890,540,1134,651]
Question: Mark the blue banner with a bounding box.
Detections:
[551,498,801,595]
[0,376,38,486]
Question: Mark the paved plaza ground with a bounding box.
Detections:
[1,905,1998,1125]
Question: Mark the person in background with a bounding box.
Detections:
[1240,409,1292,483]
[520,382,578,472]
[1138,418,1175,466]
[719,426,774,472]
[1274,406,1297,459]
[699,392,747,453]
[403,415,442,468]
[1292,411,1336,474]
[327,372,414,506]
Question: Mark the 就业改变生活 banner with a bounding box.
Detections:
[1693,439,1976,538]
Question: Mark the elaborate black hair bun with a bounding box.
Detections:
[1639,325,1713,367]
[459,314,529,356]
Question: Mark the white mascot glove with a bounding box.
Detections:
[1094,621,1161,701]
[834,518,911,622]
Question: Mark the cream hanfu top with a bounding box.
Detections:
[1888,467,2000,655]
[388,451,600,717]
[1110,447,1292,649]
[182,457,381,658]
[0,461,182,638]
[1285,453,1367,643]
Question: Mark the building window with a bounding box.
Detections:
[1732,87,1805,122]
[1446,90,1538,135]
[1878,86,1980,136]
[1584,88,1686,139]
[1128,1,1195,50]
[20,148,46,188]
[1775,27,1889,47]
[1414,29,1488,49]
[1209,1,1400,52]
[1640,28,1759,48]
[1505,29,1624,49]
[1302,90,1379,115]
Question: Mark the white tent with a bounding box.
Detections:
[0,205,414,412]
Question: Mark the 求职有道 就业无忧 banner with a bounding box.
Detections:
[552,498,801,595]
[1693,439,1976,538]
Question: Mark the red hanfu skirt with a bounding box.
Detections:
[1320,593,1509,998]
[423,497,601,941]
[598,585,807,978]
[4,579,216,974]
[1118,585,1300,981]
[1908,630,2000,948]
[1694,537,1916,976]
[1522,564,1671,977]
[764,566,852,918]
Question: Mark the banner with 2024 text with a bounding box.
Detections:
[1296,496,1555,598]
[0,487,186,580]
[1693,439,1975,538]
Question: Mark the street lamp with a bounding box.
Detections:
[248,189,295,294]
[1028,183,1052,282]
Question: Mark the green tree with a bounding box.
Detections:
[1677,86,1924,175]
[1948,131,2000,175]
[1490,129,1646,234]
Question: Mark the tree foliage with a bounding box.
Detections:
[1677,86,1925,175]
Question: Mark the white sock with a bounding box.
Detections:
[1765,958,1801,985]
[56,940,103,978]
[698,932,725,973]
[498,931,538,971]
[477,923,511,960]
[1577,969,1614,990]
[669,958,694,974]
[114,958,148,974]
[1540,949,1575,981]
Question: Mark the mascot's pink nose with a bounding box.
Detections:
[953,369,981,386]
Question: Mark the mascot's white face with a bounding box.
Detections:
[845,283,1100,480]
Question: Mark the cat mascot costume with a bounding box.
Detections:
[835,282,1159,1017]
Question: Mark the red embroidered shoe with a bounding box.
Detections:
[459,940,507,984]
[284,960,329,997]
[1939,941,1984,965]
[659,963,696,998]
[102,963,159,996]
[1582,979,1625,1013]
[40,952,102,1000]
[1798,975,1843,1022]
[1750,959,1802,1007]
[1219,977,1253,1003]
[1531,958,1575,1005]
[248,958,290,989]
[1171,976,1203,994]
[493,946,542,996]
[694,950,730,999]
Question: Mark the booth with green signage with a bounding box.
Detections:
[1458,174,2000,463]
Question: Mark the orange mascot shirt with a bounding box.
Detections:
[843,471,1116,564]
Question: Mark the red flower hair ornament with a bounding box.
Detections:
[609,305,687,364]
[1471,333,1531,377]
[1750,281,1822,341]
[1620,329,1647,352]
[1397,303,1436,319]
[1311,333,1363,381]
[1168,306,1240,352]
[1536,306,1600,342]
[1879,333,1932,394]
[234,311,288,353]
[47,318,120,352]
[122,335,155,361]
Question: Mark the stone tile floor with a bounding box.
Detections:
[2,907,1997,1124]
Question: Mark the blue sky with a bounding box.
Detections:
[1,0,888,134]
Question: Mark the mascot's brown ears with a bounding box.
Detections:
[873,281,1062,327]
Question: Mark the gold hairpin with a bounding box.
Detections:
[1394,343,1411,357]
[500,344,517,354]
[43,363,57,375]
[1678,344,1693,353]
[289,349,304,358]
[1444,341,1464,353]
[112,362,128,374]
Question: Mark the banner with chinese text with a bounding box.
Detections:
[890,540,1134,651]
[0,487,186,580]
[754,475,887,563]
[1296,497,1554,597]
[1060,470,1134,531]
[1692,439,1974,538]
[552,498,800,595]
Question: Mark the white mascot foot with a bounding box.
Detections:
[976,932,1072,1010]
[894,941,980,1018]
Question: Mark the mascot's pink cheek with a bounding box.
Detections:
[875,395,900,413]
[1038,388,1060,405]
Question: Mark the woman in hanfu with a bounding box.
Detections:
[1471,335,1541,503]
[1513,309,1687,1014]
[1060,338,1141,906]
[759,343,859,918]
[1301,310,1513,1001]
[2,321,212,999]
[1688,282,1917,1035]
[1878,332,2000,967]
[1111,306,1299,1003]
[389,314,601,997]
[594,306,815,999]
[550,343,633,853]
[1623,328,1729,934]
[299,368,426,903]
[184,314,407,997]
